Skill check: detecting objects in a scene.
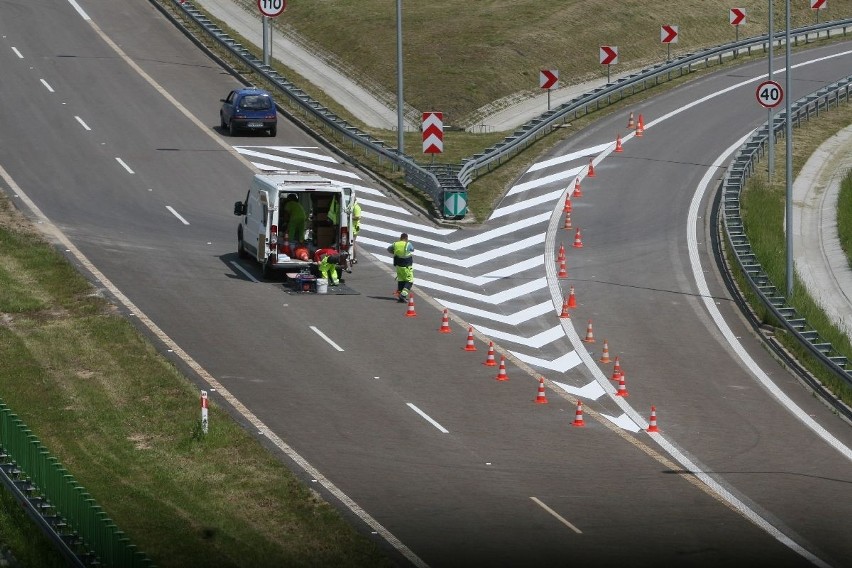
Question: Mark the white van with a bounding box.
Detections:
[233,171,356,279]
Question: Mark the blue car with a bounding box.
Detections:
[220,88,277,137]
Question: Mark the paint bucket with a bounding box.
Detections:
[316,279,328,294]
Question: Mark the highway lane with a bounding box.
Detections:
[0,1,850,566]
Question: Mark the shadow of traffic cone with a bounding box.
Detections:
[559,295,571,319]
[563,211,573,230]
[495,355,509,381]
[438,308,452,333]
[567,285,577,308]
[599,340,612,363]
[463,326,477,351]
[615,375,629,397]
[483,342,496,366]
[557,257,568,279]
[615,134,624,153]
[582,319,596,343]
[405,294,417,317]
[534,377,548,404]
[627,111,635,129]
[556,243,565,263]
[572,178,583,198]
[573,227,584,248]
[587,158,596,178]
[647,406,659,432]
[572,400,585,427]
[636,114,644,137]
[612,356,623,380]
[563,193,573,213]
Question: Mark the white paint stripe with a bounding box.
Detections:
[509,350,582,373]
[436,299,553,325]
[357,198,412,217]
[527,141,613,172]
[599,412,641,432]
[507,166,584,195]
[310,326,344,352]
[413,277,547,304]
[236,148,360,179]
[165,206,189,225]
[229,261,259,282]
[40,79,54,93]
[530,497,582,534]
[359,233,546,268]
[74,116,91,131]
[343,183,384,197]
[553,380,607,401]
[472,324,564,348]
[406,403,449,433]
[115,158,134,174]
[688,138,852,463]
[367,253,544,287]
[491,188,564,219]
[237,146,339,163]
[66,0,90,19]
[11,47,23,59]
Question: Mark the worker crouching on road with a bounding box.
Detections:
[314,248,340,286]
[387,233,414,303]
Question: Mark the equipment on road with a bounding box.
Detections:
[647,406,659,432]
[463,327,477,351]
[483,342,497,366]
[495,356,509,381]
[438,309,452,333]
[534,377,548,404]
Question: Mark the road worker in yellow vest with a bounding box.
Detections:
[351,199,362,264]
[387,233,414,303]
[314,248,340,286]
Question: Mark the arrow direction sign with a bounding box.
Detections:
[729,8,746,26]
[599,45,619,65]
[539,69,559,90]
[661,25,679,44]
[810,0,827,9]
[422,112,444,154]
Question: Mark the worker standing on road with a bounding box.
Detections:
[351,199,362,264]
[283,194,307,246]
[387,233,414,303]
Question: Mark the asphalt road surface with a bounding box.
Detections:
[0,2,851,567]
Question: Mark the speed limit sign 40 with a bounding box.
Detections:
[756,80,783,109]
[257,0,286,17]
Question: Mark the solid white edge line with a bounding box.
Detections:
[165,206,189,225]
[65,0,91,20]
[115,157,134,174]
[74,116,91,131]
[406,403,449,433]
[530,497,582,534]
[11,47,23,59]
[309,326,344,352]
[229,261,258,282]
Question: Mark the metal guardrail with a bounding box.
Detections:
[0,403,154,567]
[162,0,852,216]
[721,77,852,397]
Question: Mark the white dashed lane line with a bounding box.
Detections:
[406,403,449,433]
[310,326,344,352]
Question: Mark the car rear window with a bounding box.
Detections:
[240,95,273,110]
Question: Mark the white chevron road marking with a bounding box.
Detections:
[527,142,613,173]
[471,324,565,348]
[491,188,565,220]
[506,166,584,196]
[237,147,361,179]
[600,412,641,432]
[436,299,553,325]
[237,146,340,162]
[553,380,607,401]
[359,233,545,268]
[510,350,583,373]
[367,254,544,286]
[357,199,413,217]
[413,277,548,304]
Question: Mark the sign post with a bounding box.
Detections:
[257,0,286,66]
[200,390,209,435]
[599,46,618,83]
[661,25,678,62]
[810,0,826,24]
[730,8,746,45]
[539,69,558,110]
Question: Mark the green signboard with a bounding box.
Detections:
[443,192,468,218]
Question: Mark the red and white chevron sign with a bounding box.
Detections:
[422,112,444,154]
[810,0,827,9]
[599,46,618,65]
[661,25,679,44]
[729,8,746,26]
[540,69,559,90]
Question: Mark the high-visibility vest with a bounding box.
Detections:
[392,240,413,267]
[328,197,339,224]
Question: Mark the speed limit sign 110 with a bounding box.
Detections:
[756,80,783,109]
[257,0,286,17]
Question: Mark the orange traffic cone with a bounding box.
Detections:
[563,193,573,213]
[563,211,573,230]
[572,177,583,199]
[534,377,548,404]
[559,295,571,319]
[647,406,659,432]
[587,158,596,178]
[405,294,417,317]
[627,111,635,129]
[573,227,584,248]
[612,356,623,380]
[572,400,585,427]
[582,319,595,343]
[615,375,629,397]
[615,134,623,153]
[438,308,452,333]
[636,114,644,137]
[557,243,565,263]
[557,257,568,279]
[483,342,497,366]
[567,285,577,308]
[599,340,611,363]
[463,326,477,351]
[495,355,509,381]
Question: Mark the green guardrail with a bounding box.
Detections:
[0,401,154,567]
